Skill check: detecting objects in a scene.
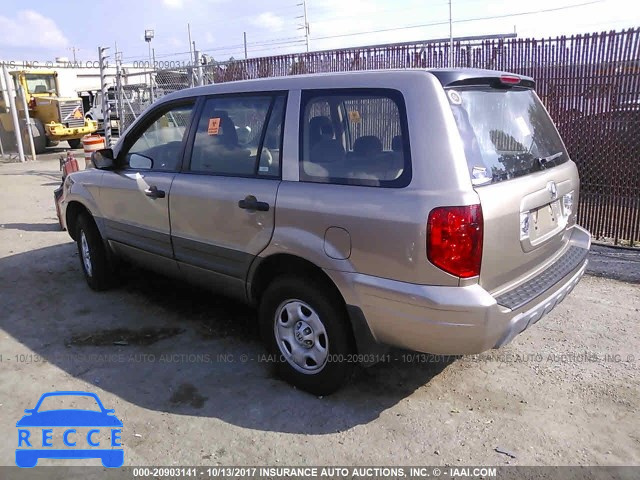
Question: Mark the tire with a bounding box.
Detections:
[75,213,114,291]
[259,275,355,395]
[0,121,15,151]
[21,118,46,154]
[67,138,82,149]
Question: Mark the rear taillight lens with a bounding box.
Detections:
[427,205,483,278]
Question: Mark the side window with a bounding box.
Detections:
[189,94,285,177]
[300,90,410,187]
[126,103,194,171]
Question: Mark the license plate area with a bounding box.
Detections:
[532,201,560,237]
[520,200,567,250]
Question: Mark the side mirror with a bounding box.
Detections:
[129,153,153,170]
[91,148,115,170]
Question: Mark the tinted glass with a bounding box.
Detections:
[300,90,409,187]
[190,95,283,176]
[448,87,568,185]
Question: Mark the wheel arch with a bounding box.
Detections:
[248,253,385,361]
[248,253,344,307]
[65,200,92,240]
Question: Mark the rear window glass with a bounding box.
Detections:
[448,87,568,185]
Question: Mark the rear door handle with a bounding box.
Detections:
[144,185,165,199]
[238,195,269,212]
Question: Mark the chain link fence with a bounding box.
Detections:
[113,29,640,246]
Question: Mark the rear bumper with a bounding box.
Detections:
[46,120,97,140]
[331,225,590,355]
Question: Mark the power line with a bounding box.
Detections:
[117,0,605,64]
[182,3,302,33]
[120,35,307,63]
[311,0,604,42]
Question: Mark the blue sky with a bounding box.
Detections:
[0,0,638,63]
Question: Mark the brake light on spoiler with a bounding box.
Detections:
[500,75,521,85]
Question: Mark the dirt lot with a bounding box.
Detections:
[0,155,639,470]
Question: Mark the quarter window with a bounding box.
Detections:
[189,94,286,177]
[300,89,410,187]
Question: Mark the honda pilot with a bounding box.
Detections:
[59,69,591,394]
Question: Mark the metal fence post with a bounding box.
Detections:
[17,85,36,160]
[194,50,203,86]
[115,61,124,138]
[98,46,112,147]
[2,64,25,162]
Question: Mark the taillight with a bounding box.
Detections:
[427,205,483,278]
[28,98,36,109]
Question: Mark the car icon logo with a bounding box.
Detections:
[547,181,558,199]
[15,391,124,468]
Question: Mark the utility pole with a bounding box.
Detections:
[145,29,155,101]
[244,32,248,60]
[448,0,453,67]
[297,0,310,53]
[69,46,79,63]
[188,23,194,66]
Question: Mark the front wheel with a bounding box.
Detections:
[20,117,46,154]
[67,138,82,149]
[259,276,355,395]
[76,213,114,291]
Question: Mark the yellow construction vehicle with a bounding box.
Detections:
[0,70,97,153]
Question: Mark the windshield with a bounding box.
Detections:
[448,87,568,185]
[25,74,58,95]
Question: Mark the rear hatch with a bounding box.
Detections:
[446,76,580,295]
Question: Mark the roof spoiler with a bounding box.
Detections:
[430,71,536,89]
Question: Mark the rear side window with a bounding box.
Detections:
[300,89,410,187]
[448,87,568,185]
[189,94,285,177]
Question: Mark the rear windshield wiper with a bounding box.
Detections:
[534,151,564,170]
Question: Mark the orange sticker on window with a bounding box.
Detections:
[348,110,361,123]
[207,118,221,135]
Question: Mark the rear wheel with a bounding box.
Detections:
[259,275,355,395]
[67,138,82,149]
[76,213,114,290]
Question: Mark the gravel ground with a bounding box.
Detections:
[0,156,638,472]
